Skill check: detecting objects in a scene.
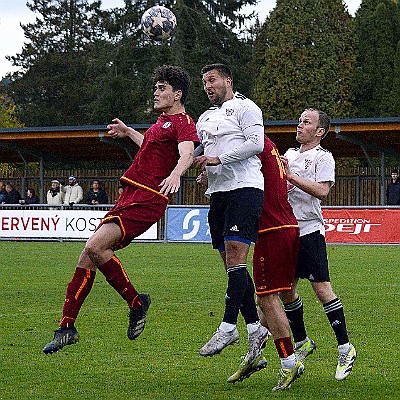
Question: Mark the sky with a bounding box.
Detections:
[0,0,362,78]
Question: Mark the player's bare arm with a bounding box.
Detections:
[107,118,144,147]
[193,155,221,170]
[281,156,331,200]
[159,141,195,195]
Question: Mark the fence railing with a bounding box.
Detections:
[1,166,399,206]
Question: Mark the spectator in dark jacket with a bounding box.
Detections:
[86,180,108,205]
[20,188,39,205]
[4,183,22,204]
[0,181,6,203]
[387,170,400,205]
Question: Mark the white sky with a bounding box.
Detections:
[0,0,362,78]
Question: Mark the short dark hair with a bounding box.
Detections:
[201,63,233,81]
[153,65,190,105]
[305,108,330,139]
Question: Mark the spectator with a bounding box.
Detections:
[20,188,39,205]
[64,175,83,206]
[47,180,65,205]
[0,181,6,203]
[386,170,400,205]
[86,180,109,205]
[4,182,22,204]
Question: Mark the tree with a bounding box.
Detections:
[252,0,356,120]
[353,0,400,117]
[6,0,105,126]
[5,0,259,126]
[0,94,23,128]
[170,0,257,119]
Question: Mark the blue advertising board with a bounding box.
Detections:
[166,206,211,242]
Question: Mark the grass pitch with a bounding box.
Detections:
[0,242,399,399]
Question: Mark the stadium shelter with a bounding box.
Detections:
[0,117,399,204]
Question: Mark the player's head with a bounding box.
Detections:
[297,108,330,146]
[305,108,330,139]
[153,65,190,105]
[201,63,234,106]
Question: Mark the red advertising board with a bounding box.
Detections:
[323,208,400,244]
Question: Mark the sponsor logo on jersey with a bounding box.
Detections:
[163,122,172,128]
[230,225,239,232]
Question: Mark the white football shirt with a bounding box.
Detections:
[285,145,335,236]
[196,92,264,195]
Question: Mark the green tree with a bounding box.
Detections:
[252,0,356,120]
[170,0,257,119]
[6,0,104,126]
[5,0,259,126]
[353,0,400,117]
[0,94,23,128]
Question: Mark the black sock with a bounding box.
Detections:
[223,265,248,325]
[240,270,259,324]
[284,296,307,343]
[324,298,349,345]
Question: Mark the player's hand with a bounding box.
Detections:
[107,118,129,139]
[159,175,180,195]
[280,156,290,174]
[193,155,221,170]
[196,171,208,186]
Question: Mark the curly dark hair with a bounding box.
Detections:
[153,65,190,105]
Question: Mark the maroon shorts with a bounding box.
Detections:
[253,227,299,296]
[98,184,167,249]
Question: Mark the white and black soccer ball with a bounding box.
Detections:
[141,5,177,41]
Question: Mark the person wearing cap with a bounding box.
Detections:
[64,175,83,206]
[47,180,65,205]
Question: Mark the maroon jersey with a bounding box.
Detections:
[258,136,298,233]
[121,113,198,196]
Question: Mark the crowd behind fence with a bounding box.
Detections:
[0,165,399,206]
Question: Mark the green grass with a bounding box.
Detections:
[1,242,399,399]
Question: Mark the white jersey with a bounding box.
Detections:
[285,145,335,236]
[196,92,264,195]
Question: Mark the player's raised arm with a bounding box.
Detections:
[107,118,144,147]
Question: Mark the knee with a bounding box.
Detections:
[280,288,297,305]
[83,241,102,263]
[313,282,335,303]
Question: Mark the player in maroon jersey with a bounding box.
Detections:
[43,65,199,354]
[228,135,304,391]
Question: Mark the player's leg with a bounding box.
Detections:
[87,221,150,340]
[281,232,320,362]
[42,224,115,354]
[258,294,304,391]
[311,280,356,380]
[199,193,241,356]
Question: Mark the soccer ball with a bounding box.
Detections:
[141,6,177,41]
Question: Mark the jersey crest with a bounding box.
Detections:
[304,159,312,170]
[226,108,234,116]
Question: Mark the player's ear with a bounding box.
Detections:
[317,127,325,137]
[174,90,182,101]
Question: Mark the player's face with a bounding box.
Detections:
[202,70,232,106]
[153,81,181,112]
[296,110,324,145]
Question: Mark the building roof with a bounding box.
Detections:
[0,118,399,164]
